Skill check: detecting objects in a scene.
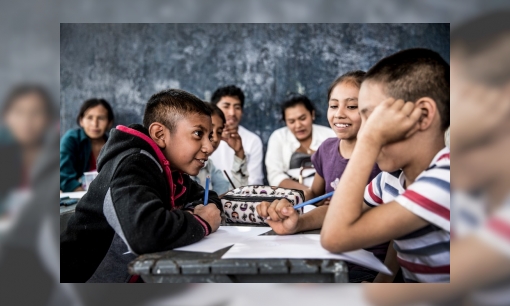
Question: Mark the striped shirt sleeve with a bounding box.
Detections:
[395,158,450,232]
[364,172,384,207]
[477,202,510,257]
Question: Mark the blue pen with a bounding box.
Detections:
[203,176,210,206]
[293,191,335,210]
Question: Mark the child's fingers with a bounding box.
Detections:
[257,201,270,218]
[404,107,423,138]
[267,204,281,222]
[275,200,292,218]
[401,101,416,116]
[267,199,282,221]
[408,105,422,124]
[391,99,405,110]
[381,97,396,108]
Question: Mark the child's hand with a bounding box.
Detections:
[256,199,300,235]
[194,204,221,233]
[315,198,331,206]
[222,126,245,159]
[360,98,422,147]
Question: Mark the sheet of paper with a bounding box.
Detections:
[173,226,272,253]
[222,234,391,275]
[303,204,317,214]
[60,191,87,199]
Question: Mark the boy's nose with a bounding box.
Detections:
[202,139,214,155]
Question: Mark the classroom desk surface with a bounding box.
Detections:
[60,191,86,233]
[129,226,348,283]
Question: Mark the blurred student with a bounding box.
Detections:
[209,85,264,185]
[59,98,114,192]
[60,89,222,283]
[0,85,53,222]
[265,94,335,190]
[191,103,249,194]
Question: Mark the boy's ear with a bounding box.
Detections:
[414,97,437,131]
[148,122,167,149]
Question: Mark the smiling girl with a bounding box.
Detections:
[258,71,388,283]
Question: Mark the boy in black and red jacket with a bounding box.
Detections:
[61,89,222,283]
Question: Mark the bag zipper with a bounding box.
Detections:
[222,195,292,202]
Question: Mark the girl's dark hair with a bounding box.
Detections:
[206,103,226,126]
[2,84,55,118]
[327,70,366,101]
[280,94,315,121]
[76,98,114,126]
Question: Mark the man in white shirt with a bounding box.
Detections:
[209,85,264,185]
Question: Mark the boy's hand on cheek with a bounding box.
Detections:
[194,204,221,232]
[360,98,422,147]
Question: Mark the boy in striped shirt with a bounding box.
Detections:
[321,48,450,283]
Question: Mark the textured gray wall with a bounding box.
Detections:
[60,23,449,147]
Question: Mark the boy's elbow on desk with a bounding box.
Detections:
[320,231,352,254]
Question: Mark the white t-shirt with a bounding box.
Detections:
[265,124,336,186]
[210,125,264,185]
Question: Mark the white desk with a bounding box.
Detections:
[60,191,87,199]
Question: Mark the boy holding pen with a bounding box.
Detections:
[61,89,222,283]
[258,48,450,283]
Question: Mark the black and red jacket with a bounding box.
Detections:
[60,124,222,283]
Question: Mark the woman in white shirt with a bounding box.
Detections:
[265,94,335,190]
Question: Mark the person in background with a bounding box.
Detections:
[60,98,114,192]
[209,85,264,185]
[0,85,54,223]
[265,94,335,190]
[191,103,249,194]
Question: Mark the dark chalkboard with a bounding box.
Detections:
[61,23,449,148]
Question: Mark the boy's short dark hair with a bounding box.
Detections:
[280,94,316,121]
[206,103,226,126]
[143,89,211,132]
[328,70,366,100]
[364,48,450,131]
[211,85,245,109]
[76,98,114,126]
